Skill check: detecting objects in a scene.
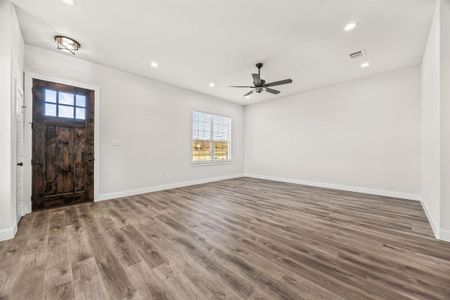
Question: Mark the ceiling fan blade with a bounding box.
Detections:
[264,79,293,87]
[229,85,254,88]
[265,87,280,94]
[252,73,262,86]
[244,91,253,97]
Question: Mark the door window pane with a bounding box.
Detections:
[45,90,57,103]
[58,105,74,118]
[45,103,57,117]
[75,107,86,120]
[59,92,74,105]
[43,89,89,120]
[76,95,86,107]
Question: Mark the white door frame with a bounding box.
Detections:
[23,72,101,214]
[15,82,24,220]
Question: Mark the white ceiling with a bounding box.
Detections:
[14,0,436,105]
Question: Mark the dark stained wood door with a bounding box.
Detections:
[32,79,94,210]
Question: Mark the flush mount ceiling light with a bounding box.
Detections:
[55,36,80,55]
[150,61,159,68]
[60,0,75,5]
[209,82,215,87]
[361,62,370,68]
[344,22,357,32]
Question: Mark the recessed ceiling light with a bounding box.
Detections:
[344,22,357,32]
[150,61,159,68]
[361,62,370,68]
[245,95,250,99]
[209,82,215,87]
[60,0,75,5]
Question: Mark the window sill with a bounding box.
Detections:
[191,160,233,167]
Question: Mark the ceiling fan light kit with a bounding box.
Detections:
[230,63,293,97]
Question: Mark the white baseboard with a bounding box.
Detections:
[440,228,450,243]
[244,173,421,201]
[420,201,440,239]
[96,173,244,202]
[0,224,17,241]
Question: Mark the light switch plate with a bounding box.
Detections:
[112,139,125,146]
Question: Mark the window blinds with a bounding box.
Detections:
[192,111,230,142]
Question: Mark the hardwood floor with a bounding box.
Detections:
[1,177,450,300]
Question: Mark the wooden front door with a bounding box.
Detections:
[32,79,94,210]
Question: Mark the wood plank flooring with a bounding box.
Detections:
[1,177,450,300]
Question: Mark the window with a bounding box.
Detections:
[192,111,231,162]
[44,89,86,120]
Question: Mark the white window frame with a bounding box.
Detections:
[191,111,232,165]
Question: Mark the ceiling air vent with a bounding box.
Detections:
[349,50,366,59]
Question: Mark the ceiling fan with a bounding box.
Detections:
[230,63,293,97]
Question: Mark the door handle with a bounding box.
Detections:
[17,162,23,166]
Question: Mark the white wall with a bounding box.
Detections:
[421,0,450,241]
[0,0,14,238]
[245,67,421,199]
[0,1,24,240]
[24,45,244,200]
[439,0,450,240]
[421,2,441,236]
